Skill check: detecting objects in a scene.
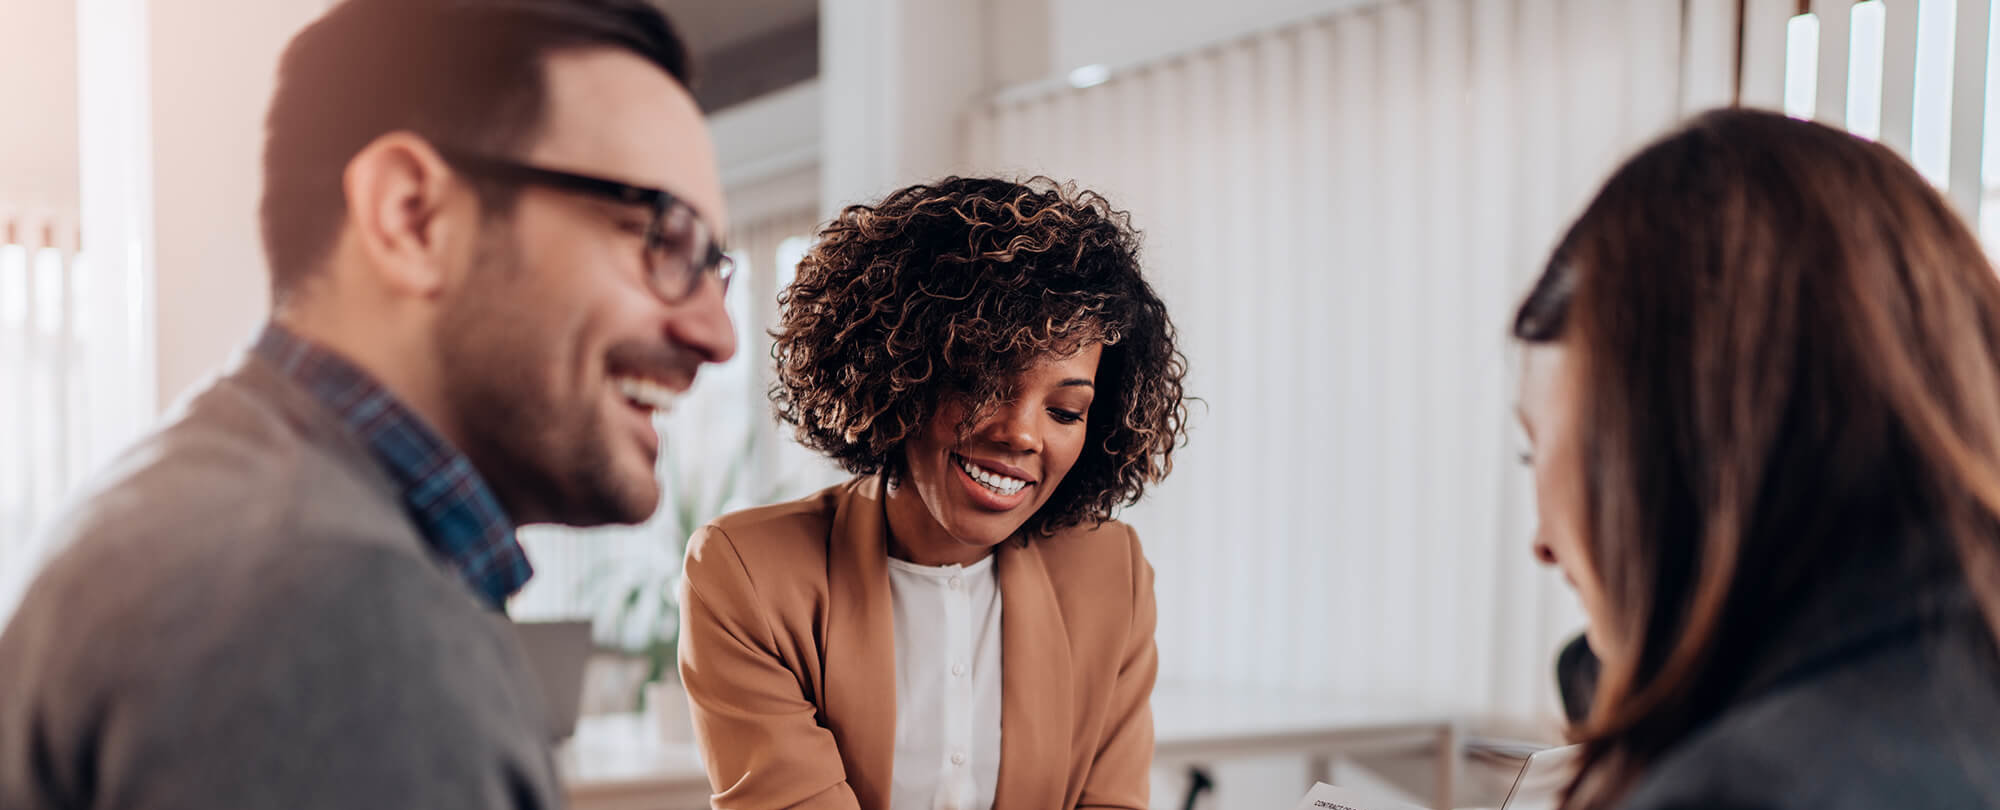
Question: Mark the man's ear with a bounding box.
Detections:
[341,132,475,298]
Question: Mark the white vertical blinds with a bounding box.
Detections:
[1882,0,1923,154]
[1817,0,1857,126]
[1948,0,1991,215]
[0,212,141,622]
[0,215,75,620]
[1763,0,1997,223]
[968,0,1724,719]
[1685,0,1744,112]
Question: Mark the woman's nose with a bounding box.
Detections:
[1532,535,1558,565]
[984,405,1041,453]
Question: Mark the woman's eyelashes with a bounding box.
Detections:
[1048,408,1085,425]
[1513,422,1535,467]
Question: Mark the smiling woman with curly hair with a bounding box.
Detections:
[678,176,1187,810]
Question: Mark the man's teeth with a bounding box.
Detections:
[960,458,1028,496]
[615,377,682,413]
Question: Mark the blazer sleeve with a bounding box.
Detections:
[678,524,862,810]
[1075,524,1160,810]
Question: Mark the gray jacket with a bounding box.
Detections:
[0,352,561,809]
[1618,566,2000,810]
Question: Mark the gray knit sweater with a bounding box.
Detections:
[0,354,561,809]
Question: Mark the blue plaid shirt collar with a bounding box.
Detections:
[255,323,532,610]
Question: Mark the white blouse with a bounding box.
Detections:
[886,553,1004,810]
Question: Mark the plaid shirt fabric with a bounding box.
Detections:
[255,324,532,610]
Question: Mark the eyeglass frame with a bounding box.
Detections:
[433,145,735,302]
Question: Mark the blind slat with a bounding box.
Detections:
[1814,0,1856,126]
[1744,0,1798,109]
[1950,0,1992,216]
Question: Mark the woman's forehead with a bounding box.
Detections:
[1518,345,1570,421]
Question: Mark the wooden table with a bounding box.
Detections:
[561,713,712,810]
[564,685,1463,810]
[1151,683,1463,810]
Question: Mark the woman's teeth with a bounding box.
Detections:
[615,376,681,414]
[960,457,1028,496]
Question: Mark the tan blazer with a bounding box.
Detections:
[678,476,1158,810]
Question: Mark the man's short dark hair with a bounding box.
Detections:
[259,0,692,298]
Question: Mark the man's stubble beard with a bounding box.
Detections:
[432,227,647,527]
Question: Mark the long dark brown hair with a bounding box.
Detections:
[1514,108,2000,809]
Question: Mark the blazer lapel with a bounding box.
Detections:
[821,477,899,809]
[992,539,1075,810]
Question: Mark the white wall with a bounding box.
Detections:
[0,0,80,215]
[985,0,1053,87]
[1046,0,1379,78]
[148,0,326,406]
[820,0,991,213]
[711,80,821,226]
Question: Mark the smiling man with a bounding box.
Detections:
[0,1,732,807]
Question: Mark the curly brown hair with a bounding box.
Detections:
[771,176,1189,535]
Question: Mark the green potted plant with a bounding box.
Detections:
[585,411,804,741]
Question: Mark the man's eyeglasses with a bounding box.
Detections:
[435,147,734,302]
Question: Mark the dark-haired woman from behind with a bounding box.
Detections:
[677,177,1188,810]
[1514,107,2000,810]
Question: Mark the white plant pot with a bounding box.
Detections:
[645,680,696,744]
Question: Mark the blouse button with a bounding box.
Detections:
[952,663,967,677]
[951,751,967,766]
[948,576,963,590]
